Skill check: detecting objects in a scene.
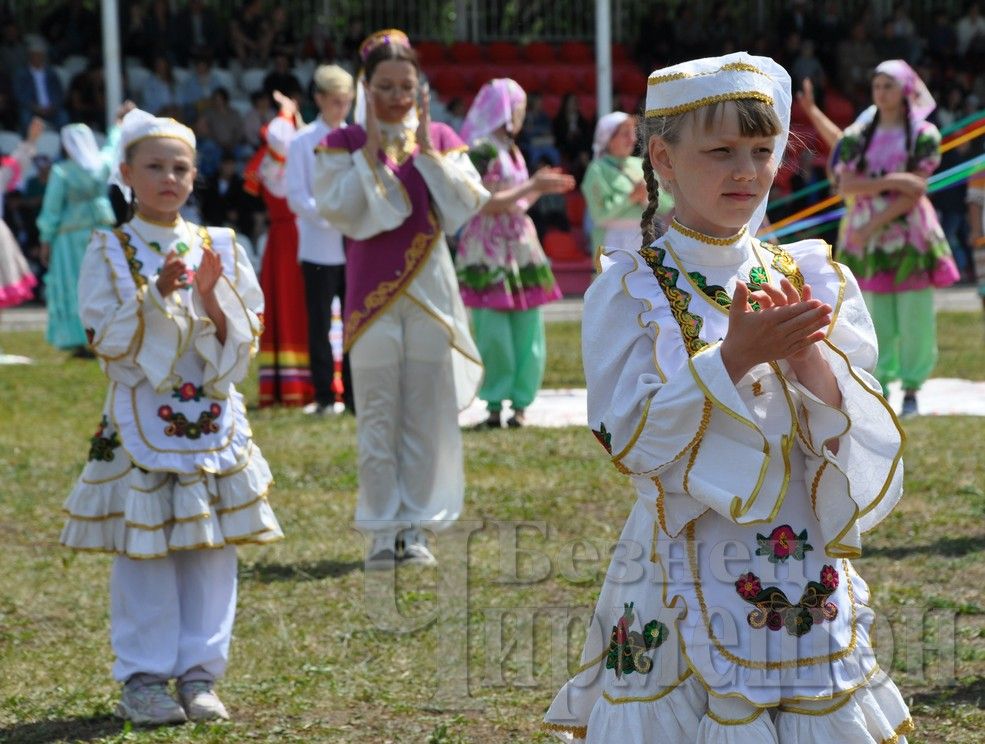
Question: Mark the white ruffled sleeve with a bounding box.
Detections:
[192,230,264,399]
[413,148,489,235]
[313,147,410,239]
[586,249,777,536]
[780,240,905,557]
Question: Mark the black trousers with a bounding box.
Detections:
[301,261,354,411]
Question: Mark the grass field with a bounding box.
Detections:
[0,313,983,743]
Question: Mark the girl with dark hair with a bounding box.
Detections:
[834,60,959,417]
[313,30,488,569]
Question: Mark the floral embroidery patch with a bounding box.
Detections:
[113,229,147,289]
[172,381,206,402]
[735,565,839,637]
[593,423,613,454]
[88,415,121,461]
[747,266,769,290]
[687,271,731,308]
[606,602,669,677]
[157,403,222,439]
[755,524,814,564]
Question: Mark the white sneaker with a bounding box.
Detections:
[116,681,188,726]
[178,680,230,721]
[365,535,398,570]
[397,529,437,567]
[302,401,334,416]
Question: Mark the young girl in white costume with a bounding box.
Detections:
[544,53,911,743]
[60,109,283,725]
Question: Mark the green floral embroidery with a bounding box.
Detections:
[113,229,146,289]
[687,271,731,308]
[457,263,557,294]
[606,602,668,677]
[175,241,190,256]
[593,423,613,454]
[747,266,769,290]
[88,415,121,462]
[755,524,813,564]
[735,565,839,637]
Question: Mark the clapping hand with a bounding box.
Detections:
[156,251,189,297]
[532,166,576,195]
[194,249,223,296]
[721,277,831,380]
[363,81,381,156]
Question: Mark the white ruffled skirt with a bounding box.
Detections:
[61,439,282,559]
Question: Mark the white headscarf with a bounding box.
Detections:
[60,123,102,173]
[592,111,631,159]
[645,52,792,234]
[110,108,196,201]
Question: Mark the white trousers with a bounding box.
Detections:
[349,295,464,537]
[110,546,237,682]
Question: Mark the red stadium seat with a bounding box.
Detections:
[488,41,521,64]
[541,94,562,118]
[508,68,545,95]
[614,66,647,95]
[428,66,473,98]
[578,96,597,121]
[559,41,592,64]
[543,229,584,260]
[612,43,630,63]
[618,92,642,114]
[449,42,483,63]
[523,41,556,64]
[565,192,587,227]
[415,41,448,65]
[545,67,578,95]
[824,90,857,129]
[575,66,597,95]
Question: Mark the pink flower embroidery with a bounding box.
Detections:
[735,573,762,600]
[820,565,839,591]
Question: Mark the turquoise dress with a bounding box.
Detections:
[37,128,119,349]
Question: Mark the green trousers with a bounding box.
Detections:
[472,307,546,412]
[864,289,937,395]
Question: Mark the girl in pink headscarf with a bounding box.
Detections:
[456,78,574,428]
[833,59,959,417]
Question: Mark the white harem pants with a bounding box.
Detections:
[110,546,237,683]
[349,294,464,538]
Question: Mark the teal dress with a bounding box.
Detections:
[36,128,120,350]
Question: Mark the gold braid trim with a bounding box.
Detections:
[670,219,747,246]
[706,705,766,726]
[648,61,767,85]
[881,718,915,743]
[682,399,714,496]
[810,460,829,512]
[647,92,774,118]
[541,721,588,738]
[653,474,668,535]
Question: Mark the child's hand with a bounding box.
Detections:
[363,82,381,157]
[416,82,435,155]
[156,251,188,296]
[532,167,575,194]
[194,249,223,296]
[721,278,831,382]
[747,280,830,364]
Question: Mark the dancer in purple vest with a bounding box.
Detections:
[314,29,488,569]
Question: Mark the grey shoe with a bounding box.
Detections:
[365,535,398,570]
[397,529,437,567]
[178,680,230,722]
[900,393,918,419]
[116,680,188,726]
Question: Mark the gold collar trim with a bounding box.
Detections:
[670,219,747,246]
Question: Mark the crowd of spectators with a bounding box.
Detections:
[1,0,984,301]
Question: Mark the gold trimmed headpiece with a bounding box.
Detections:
[359,28,411,61]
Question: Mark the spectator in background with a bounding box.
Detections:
[552,93,593,181]
[174,0,224,67]
[927,9,958,63]
[12,36,67,133]
[121,2,154,66]
[875,18,912,62]
[244,90,275,148]
[199,151,257,241]
[0,20,27,73]
[177,49,223,124]
[814,1,846,73]
[935,139,974,283]
[142,0,177,66]
[263,7,296,61]
[195,87,248,177]
[0,74,18,131]
[837,21,879,104]
[140,55,180,117]
[41,0,98,62]
[444,97,467,132]
[957,1,985,57]
[339,19,365,71]
[66,64,105,131]
[263,48,303,101]
[935,86,966,129]
[518,93,560,167]
[778,0,814,41]
[230,0,270,67]
[791,38,826,108]
[632,4,675,72]
[9,154,51,271]
[301,24,336,63]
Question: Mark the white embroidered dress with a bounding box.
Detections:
[545,222,912,743]
[60,216,283,558]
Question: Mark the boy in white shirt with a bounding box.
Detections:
[286,65,355,414]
